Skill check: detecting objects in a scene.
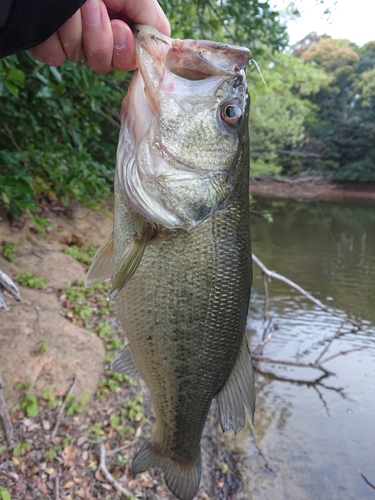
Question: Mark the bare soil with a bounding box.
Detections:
[0,205,246,500]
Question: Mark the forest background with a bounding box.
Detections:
[1,0,374,220]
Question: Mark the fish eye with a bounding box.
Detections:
[220,103,242,125]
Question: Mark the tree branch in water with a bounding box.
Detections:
[252,254,363,329]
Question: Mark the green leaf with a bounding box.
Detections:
[5,80,18,96]
[7,68,25,87]
[0,486,11,500]
[49,66,62,83]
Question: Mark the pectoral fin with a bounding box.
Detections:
[216,337,255,434]
[107,229,151,300]
[110,345,140,380]
[85,232,114,287]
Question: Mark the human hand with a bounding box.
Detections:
[28,0,170,73]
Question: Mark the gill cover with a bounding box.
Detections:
[116,25,250,231]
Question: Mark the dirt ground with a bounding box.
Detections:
[0,204,247,500]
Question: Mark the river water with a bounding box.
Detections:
[230,197,375,500]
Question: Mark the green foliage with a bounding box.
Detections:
[65,393,90,415]
[248,49,328,177]
[2,244,17,262]
[14,381,31,391]
[35,340,49,354]
[20,392,39,417]
[13,442,31,457]
[0,487,11,500]
[160,0,288,55]
[42,389,62,408]
[0,53,129,217]
[63,245,98,265]
[15,272,46,289]
[294,36,375,181]
[44,448,56,461]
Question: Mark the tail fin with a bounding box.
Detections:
[131,440,201,500]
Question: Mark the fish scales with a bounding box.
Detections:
[115,153,251,460]
[86,25,255,500]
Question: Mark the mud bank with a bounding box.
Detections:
[250,179,375,203]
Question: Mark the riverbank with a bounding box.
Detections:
[250,179,375,203]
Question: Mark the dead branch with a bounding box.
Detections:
[359,471,375,490]
[107,440,137,457]
[55,474,60,500]
[253,325,276,356]
[319,346,369,364]
[52,375,77,438]
[251,354,334,375]
[0,374,14,447]
[0,270,20,310]
[247,421,270,469]
[252,346,368,376]
[315,323,344,363]
[252,254,363,329]
[262,272,270,320]
[99,443,132,497]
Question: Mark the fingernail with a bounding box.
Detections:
[113,24,127,50]
[82,0,101,27]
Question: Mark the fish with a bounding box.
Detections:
[85,25,255,500]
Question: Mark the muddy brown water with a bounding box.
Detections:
[230,197,375,500]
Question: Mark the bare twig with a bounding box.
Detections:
[106,440,137,456]
[251,354,334,375]
[320,346,368,364]
[253,325,276,356]
[0,374,15,447]
[247,421,270,469]
[55,474,60,500]
[0,270,20,310]
[253,346,369,376]
[359,471,375,490]
[315,323,344,363]
[52,375,77,438]
[252,254,363,329]
[99,443,132,497]
[262,273,270,320]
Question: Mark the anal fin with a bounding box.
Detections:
[85,232,114,287]
[132,440,201,500]
[107,229,152,300]
[110,345,140,380]
[216,336,255,434]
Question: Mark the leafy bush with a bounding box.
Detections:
[0,53,130,217]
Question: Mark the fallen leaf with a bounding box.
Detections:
[77,436,88,447]
[63,481,75,489]
[101,483,112,490]
[95,470,106,482]
[12,457,20,466]
[127,479,138,490]
[45,468,55,475]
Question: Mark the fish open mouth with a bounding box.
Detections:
[133,24,249,101]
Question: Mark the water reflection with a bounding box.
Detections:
[228,199,375,500]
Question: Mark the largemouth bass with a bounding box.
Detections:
[86,25,255,500]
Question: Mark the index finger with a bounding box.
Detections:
[103,0,170,36]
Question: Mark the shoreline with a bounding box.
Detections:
[249,179,375,204]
